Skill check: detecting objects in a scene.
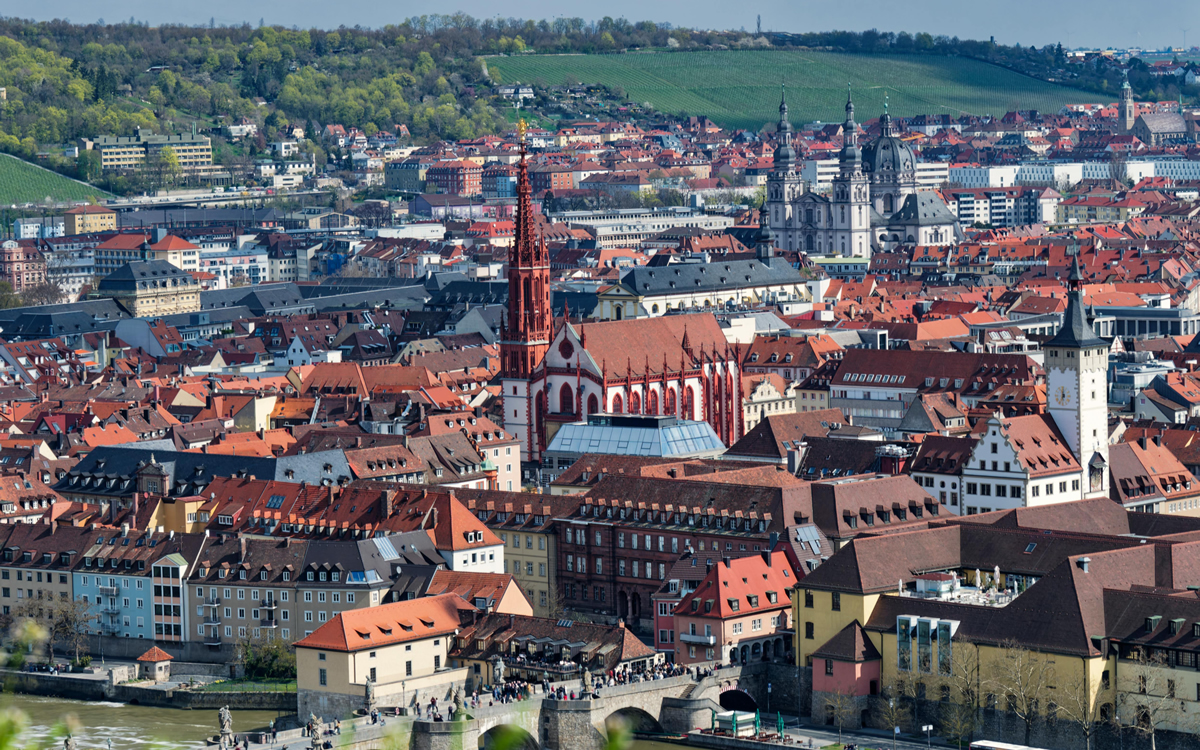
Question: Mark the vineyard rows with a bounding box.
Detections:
[0,154,111,205]
[489,50,1100,131]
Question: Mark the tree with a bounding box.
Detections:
[21,282,64,307]
[940,701,978,750]
[0,282,22,310]
[988,639,1056,746]
[1116,648,1196,750]
[822,689,857,746]
[941,639,982,747]
[877,693,910,738]
[1058,668,1104,750]
[44,597,98,665]
[239,636,296,679]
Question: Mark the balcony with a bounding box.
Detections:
[205,597,221,607]
[101,605,121,615]
[260,619,278,628]
[203,615,220,625]
[98,586,118,596]
[259,599,278,609]
[679,633,716,646]
[203,634,223,646]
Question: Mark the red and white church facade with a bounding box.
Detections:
[500,128,743,465]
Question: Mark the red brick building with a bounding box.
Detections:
[425,159,483,196]
[529,164,574,194]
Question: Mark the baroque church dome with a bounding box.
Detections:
[861,113,915,175]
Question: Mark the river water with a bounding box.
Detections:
[0,694,282,749]
[0,696,688,750]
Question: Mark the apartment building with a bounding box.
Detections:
[83,130,213,173]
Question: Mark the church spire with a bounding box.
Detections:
[880,93,892,137]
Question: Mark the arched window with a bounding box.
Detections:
[629,391,642,414]
[652,304,659,314]
[666,387,678,415]
[805,235,814,251]
[884,194,894,213]
[587,394,599,415]
[559,383,574,415]
[684,386,697,420]
[648,390,659,415]
[611,393,623,413]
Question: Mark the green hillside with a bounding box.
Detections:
[0,154,112,205]
[488,50,1102,130]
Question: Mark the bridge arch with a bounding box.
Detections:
[606,707,664,734]
[480,724,540,750]
[719,690,758,712]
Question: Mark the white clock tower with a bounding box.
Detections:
[1045,256,1109,497]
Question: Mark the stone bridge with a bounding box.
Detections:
[412,663,779,750]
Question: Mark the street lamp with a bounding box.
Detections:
[922,724,933,749]
[767,682,772,714]
[890,701,897,750]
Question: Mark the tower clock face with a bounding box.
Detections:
[1054,386,1071,406]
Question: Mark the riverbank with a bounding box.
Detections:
[0,693,284,750]
[0,667,295,711]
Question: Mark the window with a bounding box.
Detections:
[319,668,327,686]
[825,659,834,675]
[804,590,813,608]
[805,622,814,639]
[831,592,841,611]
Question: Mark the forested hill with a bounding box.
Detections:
[0,14,1187,193]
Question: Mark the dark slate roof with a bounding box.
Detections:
[1,311,116,340]
[97,261,197,293]
[117,207,283,228]
[1045,261,1106,350]
[311,287,427,312]
[620,257,803,297]
[0,298,129,324]
[57,446,353,498]
[201,284,314,315]
[812,620,881,662]
[1137,112,1188,134]
[888,191,958,227]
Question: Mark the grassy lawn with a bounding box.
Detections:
[196,678,296,692]
[489,50,1100,130]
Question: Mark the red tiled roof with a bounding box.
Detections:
[136,646,174,662]
[294,593,473,652]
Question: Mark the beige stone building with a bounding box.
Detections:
[93,260,201,317]
[295,593,473,719]
[64,205,117,236]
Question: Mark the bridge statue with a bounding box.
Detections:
[63,736,76,750]
[581,668,594,696]
[451,686,463,719]
[492,655,505,684]
[218,706,233,749]
[365,676,377,713]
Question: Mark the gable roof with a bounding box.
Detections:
[294,593,473,652]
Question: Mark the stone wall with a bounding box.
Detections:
[86,635,238,664]
[538,699,607,750]
[811,689,869,730]
[172,662,237,680]
[659,696,722,733]
[861,697,1200,750]
[412,718,477,750]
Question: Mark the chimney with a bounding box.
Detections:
[131,493,139,528]
[723,557,732,568]
[768,531,779,550]
[121,523,129,537]
[1077,557,1091,573]
[1139,436,1148,450]
[1154,435,1162,447]
[761,550,771,566]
